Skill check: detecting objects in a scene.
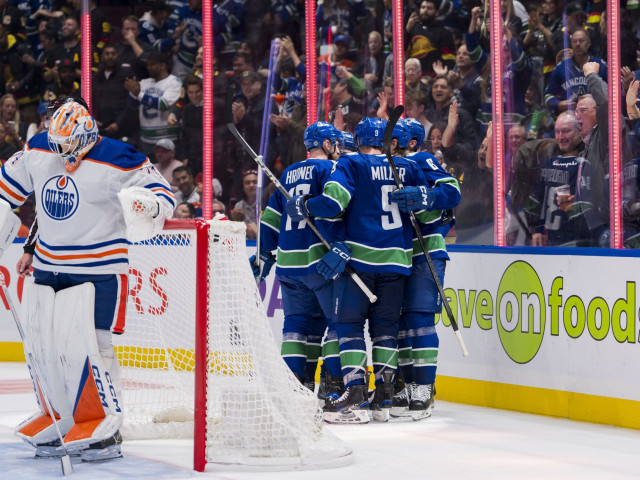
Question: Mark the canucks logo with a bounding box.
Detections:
[41,175,79,220]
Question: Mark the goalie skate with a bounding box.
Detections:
[323,384,370,424]
[80,430,123,462]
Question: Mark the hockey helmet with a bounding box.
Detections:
[354,117,385,148]
[303,121,342,150]
[392,120,411,149]
[403,117,426,148]
[341,131,356,152]
[48,101,100,172]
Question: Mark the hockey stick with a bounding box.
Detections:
[383,106,468,357]
[225,84,377,303]
[2,283,73,475]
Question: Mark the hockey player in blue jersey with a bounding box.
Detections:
[286,117,430,423]
[255,121,344,398]
[388,118,460,420]
[2,99,174,461]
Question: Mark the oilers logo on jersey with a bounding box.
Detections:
[41,175,79,220]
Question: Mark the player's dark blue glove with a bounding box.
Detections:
[390,186,435,212]
[285,194,312,222]
[317,241,352,280]
[249,251,276,283]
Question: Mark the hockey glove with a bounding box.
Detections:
[285,194,312,222]
[249,251,276,283]
[390,186,435,213]
[317,241,352,280]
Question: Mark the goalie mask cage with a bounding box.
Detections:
[114,218,353,471]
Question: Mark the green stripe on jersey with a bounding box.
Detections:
[281,341,307,357]
[347,242,413,268]
[261,207,281,231]
[340,350,367,369]
[435,176,461,193]
[415,209,443,225]
[412,234,446,255]
[323,181,351,211]
[372,347,398,368]
[412,347,438,365]
[277,243,328,268]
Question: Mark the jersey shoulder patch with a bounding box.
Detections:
[84,137,148,170]
[26,132,53,152]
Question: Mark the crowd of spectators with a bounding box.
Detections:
[2,0,640,247]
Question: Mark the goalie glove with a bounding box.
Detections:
[118,186,165,243]
[317,241,351,280]
[390,186,435,213]
[285,194,312,222]
[249,251,276,283]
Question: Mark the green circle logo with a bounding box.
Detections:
[497,261,545,363]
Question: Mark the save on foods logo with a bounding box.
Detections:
[436,261,637,364]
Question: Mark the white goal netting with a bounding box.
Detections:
[115,218,352,468]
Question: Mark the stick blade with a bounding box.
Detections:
[61,454,73,475]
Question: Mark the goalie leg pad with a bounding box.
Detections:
[15,283,74,446]
[53,283,123,451]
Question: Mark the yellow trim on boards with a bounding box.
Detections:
[436,375,640,430]
[2,341,639,430]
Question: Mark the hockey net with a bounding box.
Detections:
[114,218,352,470]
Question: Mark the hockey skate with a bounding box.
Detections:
[80,430,123,462]
[323,372,345,402]
[390,373,411,418]
[323,384,370,424]
[409,383,435,421]
[369,371,394,422]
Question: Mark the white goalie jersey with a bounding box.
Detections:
[0,132,175,275]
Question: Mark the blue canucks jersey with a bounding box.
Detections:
[407,151,461,263]
[260,158,335,276]
[305,152,428,275]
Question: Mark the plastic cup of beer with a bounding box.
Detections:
[556,184,571,210]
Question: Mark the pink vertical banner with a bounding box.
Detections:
[306,0,317,126]
[202,0,213,220]
[392,0,405,111]
[489,0,505,246]
[607,4,622,248]
[80,0,92,112]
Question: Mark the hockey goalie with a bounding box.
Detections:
[0,98,174,461]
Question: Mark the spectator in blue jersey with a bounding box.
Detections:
[212,0,246,63]
[285,117,430,424]
[256,122,343,397]
[138,0,180,54]
[171,0,202,78]
[544,29,607,117]
[272,36,305,117]
[525,111,591,247]
[315,0,367,48]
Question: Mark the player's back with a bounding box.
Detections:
[260,158,334,275]
[332,151,422,274]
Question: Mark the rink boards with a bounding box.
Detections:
[1,241,639,429]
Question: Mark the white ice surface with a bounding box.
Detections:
[2,362,639,480]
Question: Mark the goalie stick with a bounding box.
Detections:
[225,84,378,303]
[3,283,73,475]
[383,106,469,357]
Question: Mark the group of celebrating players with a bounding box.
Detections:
[253,115,461,423]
